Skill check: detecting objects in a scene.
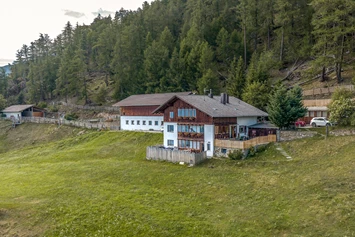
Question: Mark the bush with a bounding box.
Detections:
[248,146,256,157]
[228,150,244,160]
[37,101,47,108]
[65,113,79,121]
[47,105,59,112]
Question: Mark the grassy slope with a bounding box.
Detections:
[0,122,355,236]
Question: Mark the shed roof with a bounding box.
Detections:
[154,94,268,118]
[112,92,191,107]
[249,122,278,129]
[2,105,34,113]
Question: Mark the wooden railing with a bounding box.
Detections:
[178,132,204,139]
[215,135,277,150]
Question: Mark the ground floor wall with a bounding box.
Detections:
[204,124,215,157]
[120,116,163,131]
[4,112,22,120]
[164,122,178,147]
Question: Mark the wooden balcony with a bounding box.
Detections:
[178,132,204,140]
[215,135,277,150]
[177,116,195,122]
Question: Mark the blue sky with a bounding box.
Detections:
[0,0,146,66]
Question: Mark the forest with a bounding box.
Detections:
[0,0,354,111]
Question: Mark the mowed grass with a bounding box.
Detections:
[0,122,355,236]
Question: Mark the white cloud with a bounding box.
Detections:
[63,10,86,19]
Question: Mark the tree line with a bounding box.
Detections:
[0,0,354,111]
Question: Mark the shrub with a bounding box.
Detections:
[65,113,79,121]
[248,146,256,157]
[37,101,47,108]
[228,150,244,160]
[47,105,59,112]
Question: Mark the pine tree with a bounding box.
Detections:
[0,94,6,110]
[197,69,219,95]
[267,85,307,128]
[226,56,245,99]
[242,81,269,110]
[311,0,355,83]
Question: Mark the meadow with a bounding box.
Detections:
[0,121,354,236]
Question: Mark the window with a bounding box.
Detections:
[143,120,146,125]
[167,140,174,146]
[149,121,152,125]
[207,142,211,151]
[137,120,140,125]
[167,125,174,132]
[177,125,204,133]
[155,121,158,126]
[161,121,164,126]
[126,120,129,125]
[170,111,174,119]
[178,108,196,117]
[239,126,245,133]
[131,120,134,125]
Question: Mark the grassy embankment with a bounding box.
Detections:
[0,121,355,236]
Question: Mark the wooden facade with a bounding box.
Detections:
[121,105,162,116]
[163,99,213,124]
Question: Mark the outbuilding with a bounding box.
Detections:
[1,105,45,124]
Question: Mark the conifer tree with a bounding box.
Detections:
[226,56,245,99]
[267,85,307,128]
[197,69,219,95]
[311,0,355,82]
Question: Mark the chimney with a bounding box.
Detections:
[208,89,213,98]
[226,94,229,103]
[220,93,226,104]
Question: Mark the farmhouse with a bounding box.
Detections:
[113,92,191,131]
[301,99,331,124]
[1,104,45,124]
[154,93,277,157]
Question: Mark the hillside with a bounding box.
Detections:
[0,121,355,236]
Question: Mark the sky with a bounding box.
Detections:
[0,0,146,66]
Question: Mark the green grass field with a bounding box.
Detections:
[0,121,355,236]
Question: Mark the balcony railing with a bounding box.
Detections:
[178,132,204,139]
[177,116,195,122]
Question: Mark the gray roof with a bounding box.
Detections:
[2,105,34,113]
[249,122,278,129]
[155,95,268,118]
[112,92,191,107]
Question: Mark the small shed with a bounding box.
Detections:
[1,105,45,123]
[248,122,278,138]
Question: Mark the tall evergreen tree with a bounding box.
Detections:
[226,56,245,99]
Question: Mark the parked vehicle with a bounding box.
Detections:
[310,117,332,127]
[295,120,306,127]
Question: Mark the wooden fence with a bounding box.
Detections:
[303,85,354,97]
[21,117,120,130]
[214,134,277,150]
[146,146,207,165]
[57,102,120,113]
[303,99,332,107]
